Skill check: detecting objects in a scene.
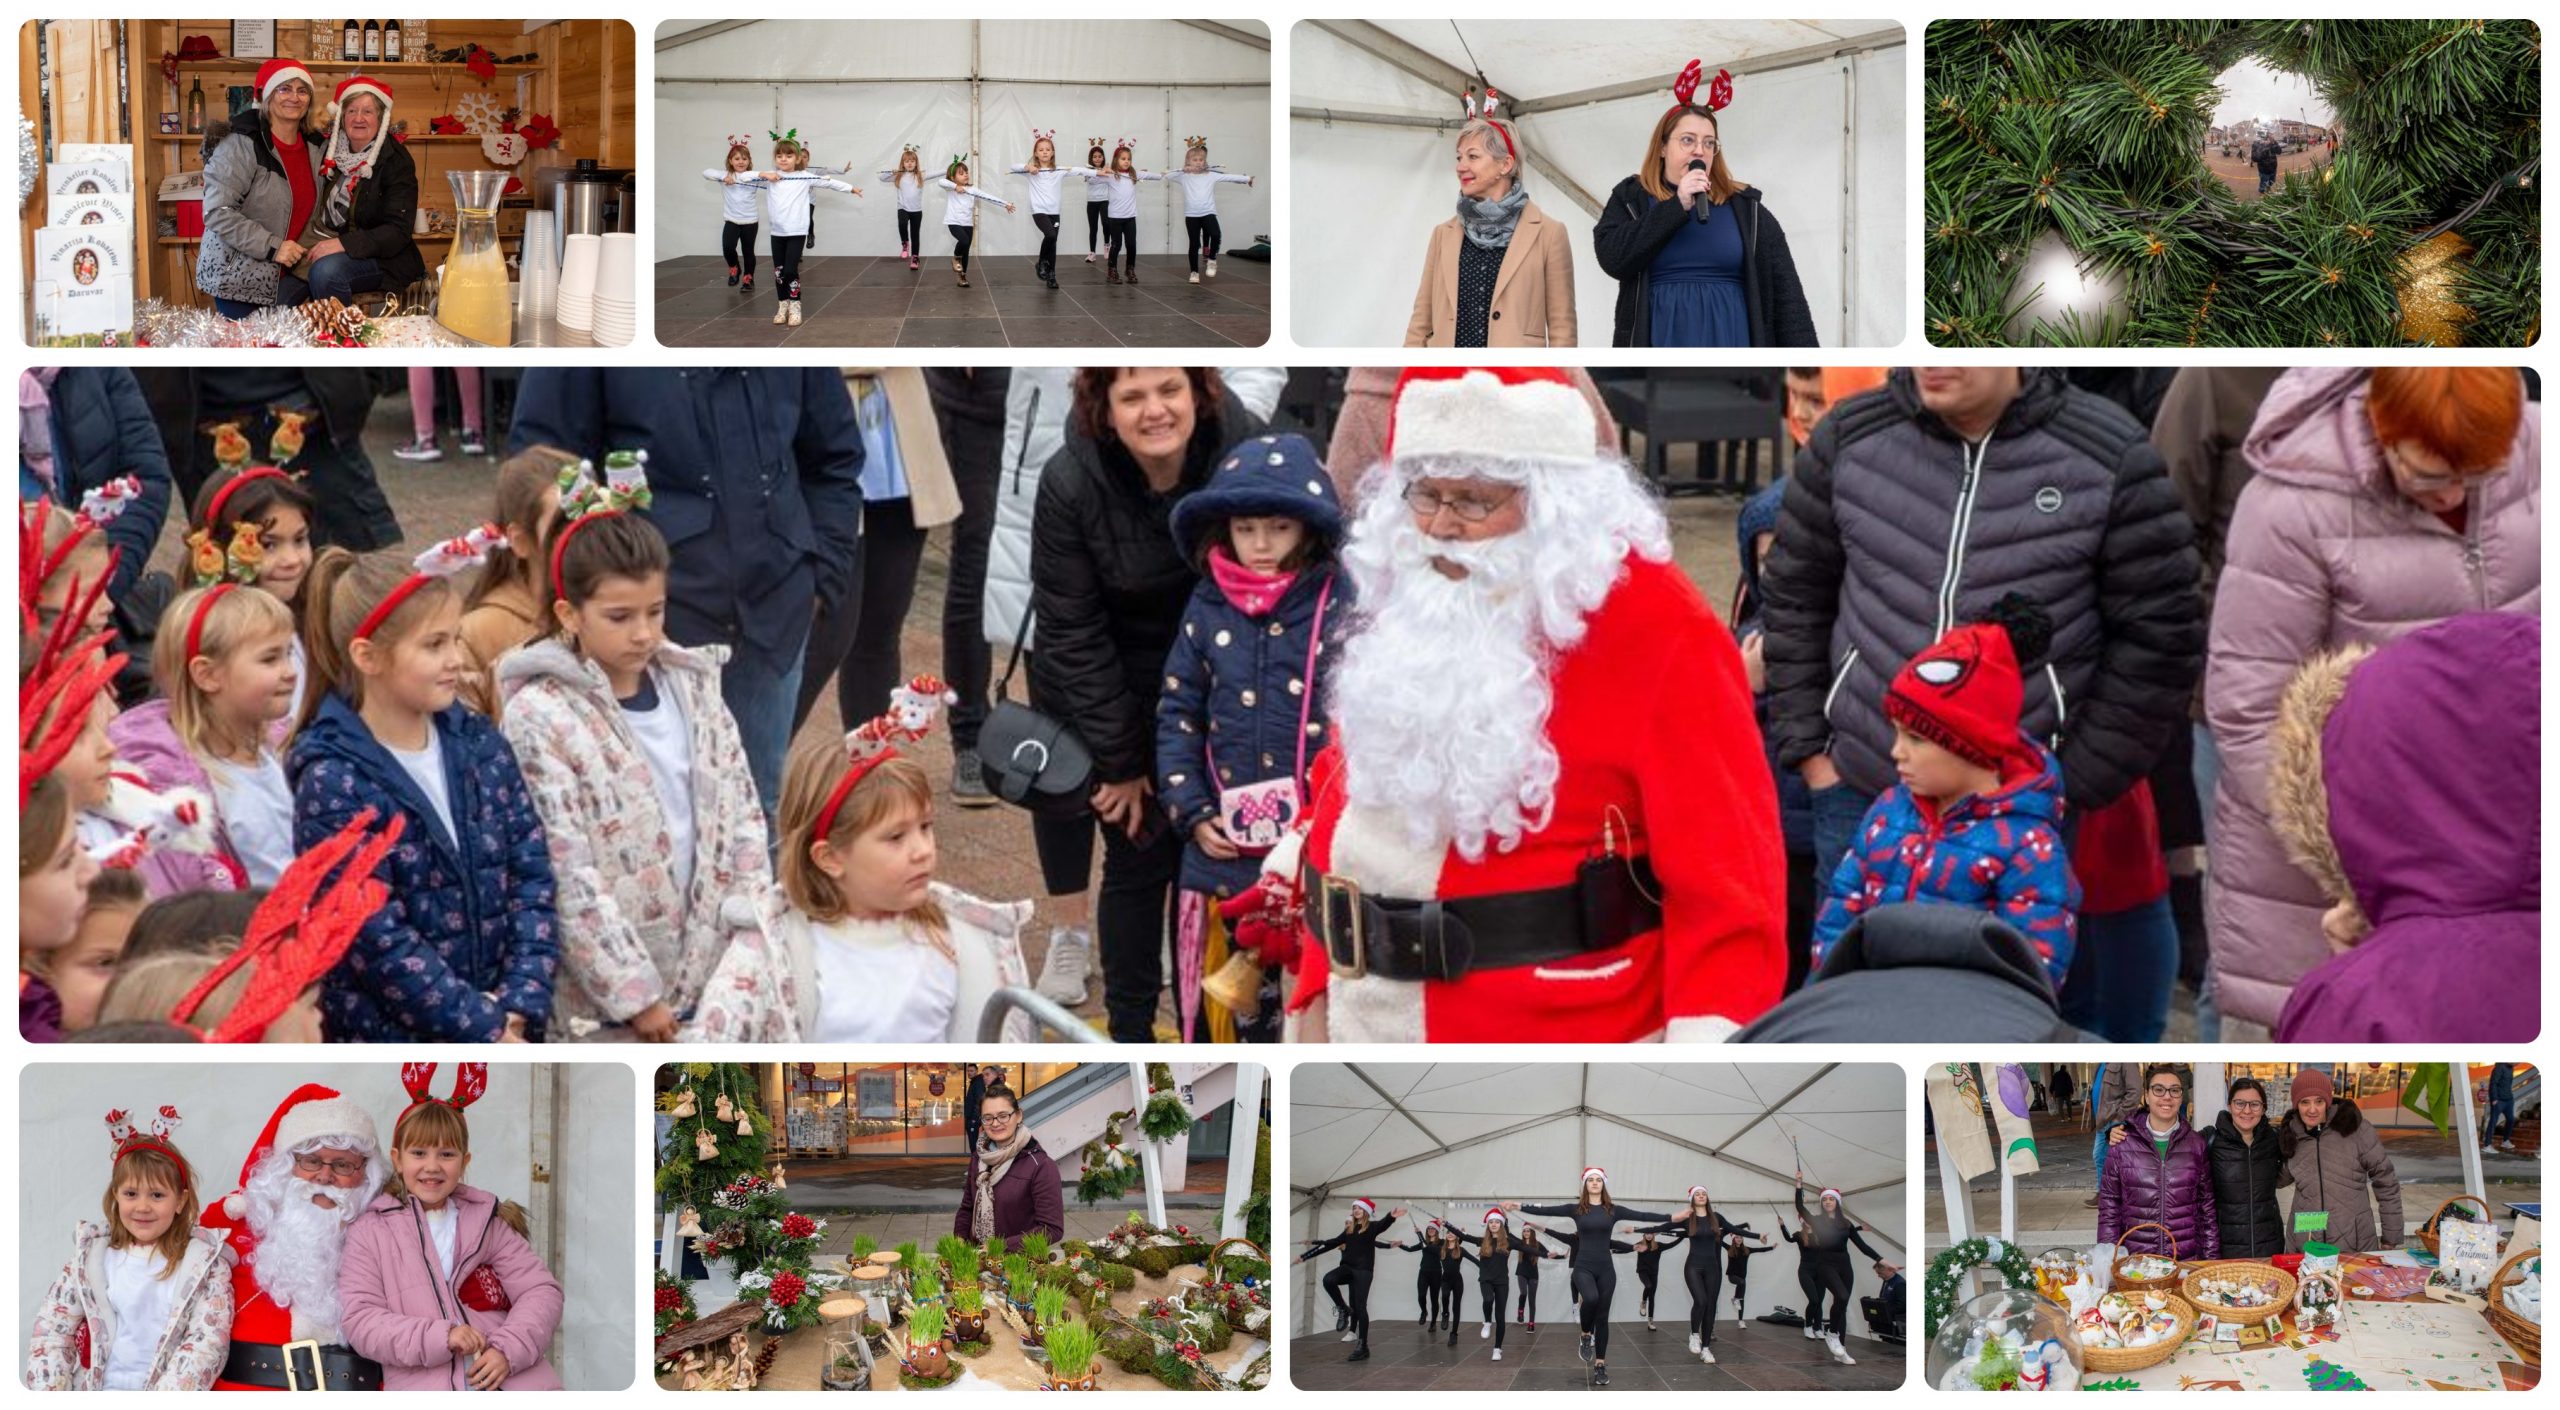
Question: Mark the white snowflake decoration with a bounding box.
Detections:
[454,90,505,135]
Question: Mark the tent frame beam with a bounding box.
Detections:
[1505,35,1904,117]
[665,75,1269,90]
[1309,1108,1582,1194]
[1175,19,1270,52]
[1717,1063,1837,1156]
[1348,1063,1450,1152]
[1300,21,1601,219]
[1583,1108,1905,1254]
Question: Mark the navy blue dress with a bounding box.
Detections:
[1647,197,1749,348]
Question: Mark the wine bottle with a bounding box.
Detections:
[363,20,381,62]
[186,77,205,135]
[342,19,360,62]
[384,20,402,62]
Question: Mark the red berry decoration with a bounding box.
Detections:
[781,1213,817,1240]
[769,1270,807,1308]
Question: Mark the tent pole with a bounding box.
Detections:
[1174,19,1271,52]
[1128,1063,1169,1228]
[1839,56,1854,344]
[1220,1063,1263,1242]
[1299,1185,1327,1336]
[2452,1068,2486,1209]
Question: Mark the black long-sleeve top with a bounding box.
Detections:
[1638,1211,1742,1267]
[1722,1231,1778,1278]
[1304,1212,1398,1274]
[1794,1189,1882,1258]
[1514,1237,1567,1279]
[1631,1231,1687,1281]
[1520,1202,1673,1277]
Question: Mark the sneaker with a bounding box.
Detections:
[1335,1308,1348,1331]
[1826,1334,1855,1366]
[1446,1326,1457,1347]
[1085,252,1099,263]
[2083,1195,2102,1208]
[741,275,754,295]
[1591,1364,1608,1387]
[1688,1333,1700,1354]
[726,265,740,287]
[1647,1321,1657,1332]
[393,435,443,462]
[1481,1323,1491,1340]
[1804,1324,1820,1340]
[952,752,996,807]
[1126,268,1139,283]
[1348,1346,1369,1362]
[1491,1348,1502,1362]
[1578,1333,1593,1365]
[1107,269,1121,284]
[1206,257,1218,277]
[1188,271,1201,284]
[787,299,803,327]
[900,241,911,261]
[774,302,789,325]
[1036,926,1093,1005]
[458,430,489,458]
[1340,1331,1358,1344]
[1700,1346,1716,1365]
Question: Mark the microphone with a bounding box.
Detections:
[1687,157,1711,224]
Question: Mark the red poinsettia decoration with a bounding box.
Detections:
[780,1213,817,1240]
[465,45,497,83]
[655,1285,685,1313]
[768,1270,808,1308]
[429,115,467,136]
[513,113,562,151]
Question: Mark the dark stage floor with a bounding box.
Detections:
[1288,1316,1904,1392]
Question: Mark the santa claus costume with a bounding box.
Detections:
[1283,366,1785,1042]
[200,1084,386,1390]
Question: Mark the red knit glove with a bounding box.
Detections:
[1218,876,1301,971]
[458,1264,512,1313]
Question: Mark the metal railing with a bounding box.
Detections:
[975,986,1111,1045]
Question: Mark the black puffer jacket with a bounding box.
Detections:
[1760,368,2203,810]
[1592,176,1817,348]
[332,136,426,292]
[129,367,400,552]
[2205,1112,2287,1257]
[1027,388,1266,784]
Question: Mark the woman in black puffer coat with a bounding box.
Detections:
[1027,368,1266,1042]
[2206,1076,2288,1256]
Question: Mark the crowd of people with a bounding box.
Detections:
[18,360,2539,1045]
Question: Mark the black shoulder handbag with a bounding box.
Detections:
[974,603,1095,817]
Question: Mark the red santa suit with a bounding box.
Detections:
[1284,367,1786,1041]
[200,1083,379,1391]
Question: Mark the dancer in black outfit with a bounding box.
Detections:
[1384,1223,1442,1332]
[1509,1167,1671,1388]
[1792,1181,1882,1366]
[1722,1222,1778,1328]
[1514,1223,1566,1330]
[1636,1184,1746,1364]
[1433,1228,1476,1345]
[1630,1230,1686,1330]
[1303,1216,1356,1336]
[1467,1211,1523,1358]
[1296,1200,1402,1361]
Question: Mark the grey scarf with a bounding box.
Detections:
[1456,186,1529,251]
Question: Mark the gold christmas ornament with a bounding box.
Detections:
[2397,230,2475,347]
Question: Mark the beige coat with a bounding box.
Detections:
[843,367,962,528]
[1403,201,1577,349]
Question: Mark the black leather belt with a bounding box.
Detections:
[1304,857,1663,983]
[223,1339,384,1391]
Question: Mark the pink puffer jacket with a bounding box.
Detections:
[337,1185,565,1391]
[2204,367,2540,1027]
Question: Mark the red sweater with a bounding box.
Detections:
[273,132,315,252]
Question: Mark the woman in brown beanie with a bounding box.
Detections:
[2277,1067,2403,1253]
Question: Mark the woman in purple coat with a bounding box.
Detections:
[953,1084,1064,1252]
[2098,1064,2220,1260]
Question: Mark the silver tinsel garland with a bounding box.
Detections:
[18,116,37,212]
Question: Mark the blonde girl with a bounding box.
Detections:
[185,464,319,731]
[703,134,763,292]
[26,1107,232,1389]
[108,585,302,893]
[1009,130,1071,288]
[876,145,928,270]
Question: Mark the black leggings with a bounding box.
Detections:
[1638,1265,1661,1320]
[1322,1266,1351,1316]
[793,496,928,733]
[1348,1268,1375,1348]
[1517,1271,1539,1323]
[1086,198,1109,251]
[1106,214,1138,272]
[1685,1259,1725,1344]
[897,207,923,256]
[722,220,758,277]
[1185,213,1223,271]
[1480,1277,1509,1350]
[1574,1265,1617,1360]
[770,233,806,302]
[1415,1268,1435,1321]
[1033,212,1060,272]
[949,223,975,273]
[1804,1251,1853,1335]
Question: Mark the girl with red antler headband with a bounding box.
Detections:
[289,534,560,1043]
[703,134,766,294]
[687,678,1037,1044]
[26,1105,233,1389]
[1593,59,1817,349]
[341,1063,566,1391]
[497,454,773,1043]
[877,144,930,272]
[22,495,131,1039]
[1169,135,1254,285]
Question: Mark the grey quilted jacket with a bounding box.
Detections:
[195,123,318,305]
[1762,368,2203,811]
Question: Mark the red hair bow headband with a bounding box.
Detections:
[170,808,406,1042]
[1671,60,1733,113]
[106,1105,190,1188]
[813,674,958,844]
[352,523,503,642]
[397,1061,490,1128]
[547,451,653,596]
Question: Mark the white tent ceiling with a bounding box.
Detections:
[1289,1063,1907,1333]
[1291,20,1905,348]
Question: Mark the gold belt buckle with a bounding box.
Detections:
[281,1339,326,1392]
[1320,873,1366,979]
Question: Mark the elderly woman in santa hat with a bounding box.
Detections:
[298,75,425,304]
[197,58,325,317]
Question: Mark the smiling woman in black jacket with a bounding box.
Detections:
[1591,71,1817,349]
[1027,367,1266,1042]
[2206,1076,2287,1256]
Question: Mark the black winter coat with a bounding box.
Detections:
[332,136,426,291]
[1760,368,2203,811]
[1027,390,1267,785]
[1592,177,1817,348]
[130,367,400,552]
[2206,1112,2287,1257]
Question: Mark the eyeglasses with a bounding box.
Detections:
[2229,1101,2265,1112]
[2146,1085,2184,1097]
[1401,482,1520,522]
[2382,442,2497,493]
[293,1153,369,1179]
[983,1110,1018,1124]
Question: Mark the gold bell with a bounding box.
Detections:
[1202,951,1266,1019]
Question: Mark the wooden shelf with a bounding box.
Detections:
[176,58,540,75]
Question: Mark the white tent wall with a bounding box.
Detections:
[1290,23,1904,348]
[654,20,1270,262]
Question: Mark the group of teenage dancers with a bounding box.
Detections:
[1295,1170,1878,1388]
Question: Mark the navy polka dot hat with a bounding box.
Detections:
[1168,431,1345,552]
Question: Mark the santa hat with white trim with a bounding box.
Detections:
[253,57,314,104]
[217,1082,380,1219]
[1387,366,1598,469]
[1350,1197,1376,1217]
[1582,1165,1607,1183]
[332,73,394,119]
[1483,1207,1507,1227]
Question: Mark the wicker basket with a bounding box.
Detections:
[2111,1223,2184,1290]
[2181,1261,2297,1326]
[2418,1192,2493,1258]
[2077,1291,2198,1374]
[2486,1245,2540,1367]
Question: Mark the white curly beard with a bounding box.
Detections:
[1329,454,1672,863]
[241,1146,380,1343]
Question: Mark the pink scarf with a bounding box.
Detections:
[1206,546,1296,617]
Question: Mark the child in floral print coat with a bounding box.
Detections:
[1813,598,2079,985]
[26,1107,233,1391]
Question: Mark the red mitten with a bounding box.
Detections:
[458,1263,512,1313]
[1218,878,1300,971]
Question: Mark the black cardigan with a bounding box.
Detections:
[1592,176,1818,348]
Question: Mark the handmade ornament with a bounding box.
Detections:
[481,130,529,167]
[714,1093,735,1124]
[1927,1236,2038,1337]
[454,90,504,135]
[678,1206,705,1238]
[2398,230,2475,346]
[737,1111,754,1137]
[672,1088,696,1119]
[210,421,253,471]
[696,1128,720,1160]
[270,409,311,463]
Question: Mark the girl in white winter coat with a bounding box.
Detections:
[26,1107,233,1391]
[497,455,773,1042]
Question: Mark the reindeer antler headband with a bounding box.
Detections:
[1031,127,1056,143]
[21,488,130,614]
[186,466,297,586]
[813,675,958,844]
[169,809,406,1042]
[19,500,126,809]
[106,1106,190,1188]
[1670,60,1733,114]
[726,132,755,152]
[547,451,653,596]
[352,524,504,642]
[397,1062,490,1130]
[1182,134,1208,151]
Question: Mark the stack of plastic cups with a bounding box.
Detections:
[590,232,637,346]
[556,233,601,332]
[517,210,560,327]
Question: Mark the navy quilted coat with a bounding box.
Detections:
[289,693,559,1042]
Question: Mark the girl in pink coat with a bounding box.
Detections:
[338,1064,565,1391]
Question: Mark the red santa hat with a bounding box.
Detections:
[1388,367,1597,468]
[254,57,314,104]
[218,1083,377,1219]
[332,73,393,115]
[1819,1187,1842,1204]
[1483,1207,1507,1227]
[1350,1197,1376,1216]
[1884,594,2053,771]
[1688,1184,1709,1201]
[1582,1165,1607,1183]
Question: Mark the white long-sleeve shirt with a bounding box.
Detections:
[739,171,855,238]
[1105,170,1162,219]
[875,169,926,213]
[702,169,762,223]
[1078,168,1113,203]
[1009,165,1076,217]
[936,176,1009,227]
[1168,168,1251,217]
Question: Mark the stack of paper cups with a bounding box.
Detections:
[589,232,637,346]
[557,233,602,332]
[517,210,560,325]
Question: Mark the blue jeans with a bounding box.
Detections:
[1809,782,1877,892]
[2191,723,2225,1040]
[2059,896,2181,1041]
[2257,169,2277,194]
[308,252,384,301]
[2487,1098,2517,1144]
[720,635,809,832]
[213,272,309,319]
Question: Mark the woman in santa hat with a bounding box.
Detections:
[1293,1198,1401,1362]
[297,75,425,304]
[1635,1183,1747,1364]
[1788,1179,1882,1366]
[1471,1208,1524,1360]
[197,57,325,317]
[1505,1167,1673,1387]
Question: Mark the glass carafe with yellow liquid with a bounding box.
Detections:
[438,170,514,345]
